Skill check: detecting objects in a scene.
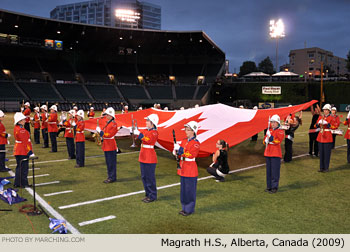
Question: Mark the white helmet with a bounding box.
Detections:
[34,107,39,112]
[138,107,143,110]
[24,102,30,107]
[322,104,331,111]
[239,105,244,109]
[68,110,76,116]
[90,107,94,110]
[50,105,57,111]
[331,107,337,111]
[105,107,115,118]
[180,107,185,110]
[124,105,128,109]
[164,107,169,111]
[270,114,281,125]
[14,112,26,125]
[40,105,47,111]
[194,104,199,108]
[73,106,78,110]
[76,110,84,119]
[145,114,159,127]
[253,106,258,110]
[185,121,199,135]
[288,105,293,107]
[0,110,5,117]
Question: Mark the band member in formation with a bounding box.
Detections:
[13,112,34,188]
[263,115,284,194]
[22,102,31,133]
[0,110,11,172]
[96,107,118,183]
[164,107,169,111]
[122,105,129,114]
[132,114,159,203]
[40,105,49,148]
[283,112,302,162]
[33,107,41,144]
[251,106,259,141]
[207,140,230,182]
[73,106,78,113]
[330,107,340,149]
[48,105,58,153]
[315,104,335,173]
[57,111,67,137]
[73,110,85,168]
[87,107,95,119]
[309,104,320,156]
[344,111,350,163]
[173,121,200,216]
[138,107,143,111]
[63,110,76,160]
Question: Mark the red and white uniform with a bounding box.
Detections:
[138,129,158,163]
[75,120,85,142]
[41,112,48,129]
[23,108,31,123]
[88,111,95,119]
[101,120,118,152]
[13,125,32,156]
[64,119,74,138]
[0,122,8,145]
[33,112,40,129]
[264,128,285,158]
[331,115,340,130]
[344,119,350,140]
[47,112,58,133]
[177,137,200,177]
[316,115,335,143]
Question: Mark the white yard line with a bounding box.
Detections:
[44,190,74,197]
[78,215,116,227]
[27,174,49,179]
[36,181,60,187]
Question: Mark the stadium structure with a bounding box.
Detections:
[0,9,225,111]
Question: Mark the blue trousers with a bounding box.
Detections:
[180,176,197,214]
[0,144,5,170]
[14,155,29,187]
[76,142,85,167]
[105,150,117,181]
[42,128,49,147]
[49,132,57,152]
[140,163,157,200]
[347,140,350,163]
[319,142,332,171]
[34,128,40,144]
[66,137,76,159]
[265,157,281,189]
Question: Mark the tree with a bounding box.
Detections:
[258,57,275,74]
[239,61,257,76]
[346,50,350,73]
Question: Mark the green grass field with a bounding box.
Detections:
[0,111,349,234]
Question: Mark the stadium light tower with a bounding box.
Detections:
[269,19,285,72]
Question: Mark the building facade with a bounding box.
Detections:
[289,47,349,76]
[50,0,161,30]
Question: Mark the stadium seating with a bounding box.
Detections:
[0,81,24,100]
[85,84,122,102]
[147,86,173,100]
[107,63,137,84]
[18,82,61,101]
[175,86,197,99]
[38,57,76,82]
[55,84,91,101]
[118,85,148,99]
[195,85,210,99]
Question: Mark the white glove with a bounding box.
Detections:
[96,126,101,133]
[318,119,324,124]
[30,117,34,121]
[29,153,35,158]
[172,149,177,156]
[71,121,76,126]
[265,137,270,144]
[7,133,11,138]
[321,120,328,125]
[209,162,215,168]
[347,111,350,119]
[133,129,140,135]
[174,143,181,151]
[266,130,271,137]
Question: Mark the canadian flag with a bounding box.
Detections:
[85,100,317,157]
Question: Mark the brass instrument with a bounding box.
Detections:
[92,118,102,146]
[130,114,138,148]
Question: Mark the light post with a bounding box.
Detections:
[269,19,285,72]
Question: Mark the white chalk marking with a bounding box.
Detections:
[27,174,49,179]
[44,190,74,197]
[36,181,60,187]
[78,215,116,227]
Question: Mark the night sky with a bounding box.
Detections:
[1,0,349,72]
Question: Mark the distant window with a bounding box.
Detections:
[309,53,314,58]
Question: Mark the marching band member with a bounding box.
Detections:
[40,105,49,148]
[138,106,143,111]
[309,104,320,156]
[331,107,340,149]
[87,107,95,119]
[283,112,302,162]
[315,104,335,172]
[73,106,78,113]
[63,110,76,160]
[132,114,159,202]
[263,115,284,194]
[73,110,85,168]
[23,102,31,133]
[96,107,118,183]
[13,112,34,188]
[122,105,129,114]
[0,110,11,172]
[164,107,169,111]
[207,140,229,182]
[57,111,67,137]
[344,111,350,163]
[48,105,58,153]
[33,107,41,144]
[173,121,200,216]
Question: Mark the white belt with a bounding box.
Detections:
[142,144,154,149]
[104,137,114,140]
[48,122,56,124]
[76,131,85,133]
[66,128,71,130]
[323,129,331,132]
[348,128,350,130]
[15,140,22,143]
[181,157,196,162]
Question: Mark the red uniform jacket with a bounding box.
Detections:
[63,119,74,138]
[344,119,350,140]
[177,137,200,177]
[138,128,158,163]
[101,120,118,152]
[33,113,40,129]
[41,112,48,129]
[47,112,58,133]
[13,125,32,156]
[88,111,95,119]
[23,108,31,123]
[316,115,334,143]
[75,120,85,142]
[0,122,8,145]
[331,115,340,130]
[264,128,284,158]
